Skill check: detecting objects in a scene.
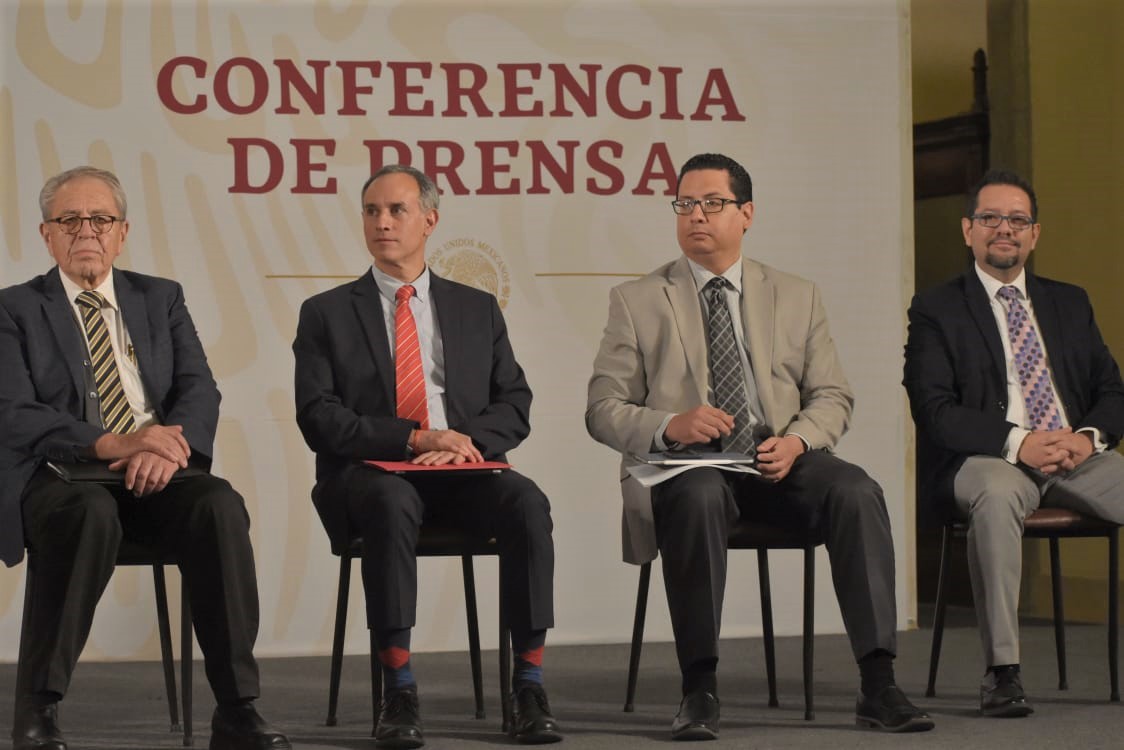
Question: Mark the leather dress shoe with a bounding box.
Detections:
[374,687,425,748]
[12,702,66,750]
[855,684,935,732]
[980,666,1034,718]
[209,702,291,750]
[509,683,562,744]
[670,688,720,741]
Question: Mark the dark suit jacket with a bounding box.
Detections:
[0,267,221,566]
[292,270,532,553]
[903,269,1124,526]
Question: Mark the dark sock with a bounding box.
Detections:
[859,649,895,696]
[511,628,547,686]
[375,627,416,692]
[682,658,718,696]
[989,663,1020,675]
[25,691,62,709]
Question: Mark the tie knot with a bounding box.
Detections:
[997,285,1020,303]
[76,290,106,310]
[704,276,729,299]
[395,285,416,304]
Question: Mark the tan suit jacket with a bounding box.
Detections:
[586,255,854,563]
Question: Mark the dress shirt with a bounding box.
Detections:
[59,270,156,430]
[973,263,1103,462]
[370,264,449,430]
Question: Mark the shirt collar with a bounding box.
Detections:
[686,257,743,295]
[974,262,1027,301]
[59,268,120,311]
[371,264,432,304]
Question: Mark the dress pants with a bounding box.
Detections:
[16,466,262,707]
[953,450,1124,666]
[651,450,897,677]
[317,463,555,638]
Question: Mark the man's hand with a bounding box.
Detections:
[1055,430,1095,471]
[108,451,179,496]
[1017,429,1073,474]
[410,450,467,466]
[755,434,805,482]
[412,429,483,463]
[93,424,190,467]
[664,406,734,446]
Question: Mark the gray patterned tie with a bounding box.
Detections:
[704,277,756,455]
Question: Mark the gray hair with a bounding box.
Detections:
[39,166,128,220]
[361,165,440,212]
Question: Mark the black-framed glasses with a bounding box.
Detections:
[45,214,121,235]
[670,198,741,215]
[970,212,1035,231]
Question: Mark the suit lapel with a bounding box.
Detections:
[1027,274,1071,397]
[739,259,777,426]
[431,275,461,416]
[352,273,395,407]
[665,257,708,405]
[115,270,156,404]
[963,272,1008,383]
[41,268,87,399]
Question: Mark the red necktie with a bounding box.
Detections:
[394,285,429,429]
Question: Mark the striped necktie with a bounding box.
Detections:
[997,285,1063,430]
[394,285,430,429]
[75,290,136,434]
[704,277,756,455]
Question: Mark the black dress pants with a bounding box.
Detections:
[16,467,262,706]
[650,450,897,677]
[317,463,555,639]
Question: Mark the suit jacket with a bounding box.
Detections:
[586,255,854,563]
[293,270,532,553]
[903,269,1124,526]
[0,267,221,567]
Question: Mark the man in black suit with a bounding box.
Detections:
[293,165,560,747]
[904,168,1124,717]
[0,167,288,750]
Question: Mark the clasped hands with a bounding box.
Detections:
[92,424,191,496]
[665,405,804,482]
[408,429,484,466]
[1017,428,1094,475]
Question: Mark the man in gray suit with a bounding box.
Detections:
[0,167,288,750]
[586,153,932,739]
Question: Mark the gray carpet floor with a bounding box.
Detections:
[3,608,1122,749]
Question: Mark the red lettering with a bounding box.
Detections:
[498,63,543,117]
[547,63,599,117]
[441,62,491,117]
[363,140,413,173]
[291,139,336,194]
[691,69,746,121]
[213,57,269,115]
[476,141,520,195]
[657,66,684,120]
[228,138,284,193]
[276,59,330,115]
[336,61,381,115]
[631,142,676,195]
[157,56,207,114]
[418,141,469,195]
[586,141,624,195]
[605,65,651,120]
[527,141,578,194]
[388,62,434,116]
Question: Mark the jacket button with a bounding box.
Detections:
[89,391,98,399]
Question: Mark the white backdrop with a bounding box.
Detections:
[0,0,915,663]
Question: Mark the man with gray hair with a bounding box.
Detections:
[0,166,289,750]
[293,165,561,746]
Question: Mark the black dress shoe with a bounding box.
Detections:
[980,666,1034,717]
[374,687,425,748]
[671,688,719,741]
[855,685,935,732]
[509,683,562,744]
[12,702,66,750]
[209,702,291,750]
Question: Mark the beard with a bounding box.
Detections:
[985,242,1020,270]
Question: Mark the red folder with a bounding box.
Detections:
[364,460,511,474]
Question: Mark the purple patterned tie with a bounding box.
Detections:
[997,285,1063,430]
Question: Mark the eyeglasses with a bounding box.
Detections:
[671,198,741,215]
[970,212,1035,231]
[45,214,121,235]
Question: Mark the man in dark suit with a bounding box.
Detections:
[0,167,288,750]
[904,168,1124,717]
[293,165,560,747]
[586,153,932,740]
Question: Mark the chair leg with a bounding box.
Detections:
[1049,537,1068,690]
[152,565,181,734]
[1109,530,1119,702]
[926,525,953,697]
[756,550,779,709]
[499,600,512,734]
[370,629,382,735]
[461,556,486,719]
[326,551,352,726]
[802,544,815,721]
[181,583,193,747]
[624,562,651,713]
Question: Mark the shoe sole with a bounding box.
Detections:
[515,728,564,744]
[981,703,1034,718]
[373,736,425,749]
[855,715,936,733]
[671,725,719,741]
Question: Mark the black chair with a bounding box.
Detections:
[926,507,1120,701]
[325,528,513,733]
[624,520,822,720]
[20,540,194,746]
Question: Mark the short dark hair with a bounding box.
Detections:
[676,153,753,204]
[966,169,1038,220]
[360,165,440,212]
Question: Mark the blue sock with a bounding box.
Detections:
[375,628,415,691]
